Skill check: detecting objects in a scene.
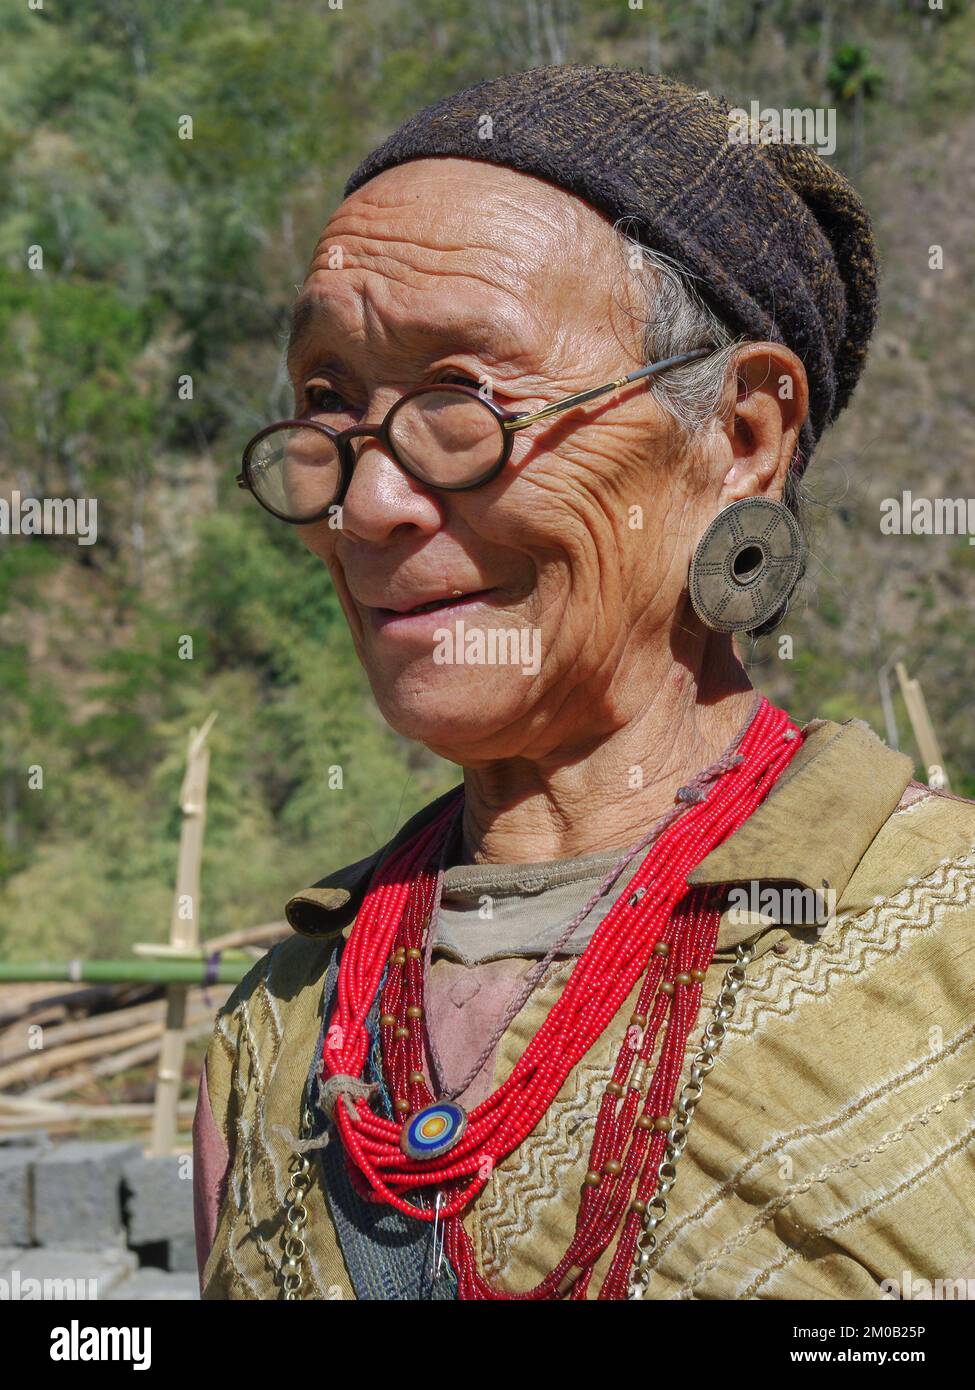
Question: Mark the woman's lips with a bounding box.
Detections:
[367,588,504,635]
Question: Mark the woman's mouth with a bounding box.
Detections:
[368,588,504,634]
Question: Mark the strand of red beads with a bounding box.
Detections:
[323,698,803,1297]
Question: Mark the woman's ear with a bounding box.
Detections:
[718,343,809,505]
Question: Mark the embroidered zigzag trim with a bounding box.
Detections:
[727,850,975,1040]
[224,954,311,1296]
[475,856,973,1287]
[478,1061,607,1280]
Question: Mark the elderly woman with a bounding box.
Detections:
[194,66,975,1301]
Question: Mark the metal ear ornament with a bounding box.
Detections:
[687,496,802,634]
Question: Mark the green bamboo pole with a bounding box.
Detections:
[0,959,249,985]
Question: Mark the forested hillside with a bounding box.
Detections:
[2,0,973,960]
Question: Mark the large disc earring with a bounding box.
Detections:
[687,496,803,634]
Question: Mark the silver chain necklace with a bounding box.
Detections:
[627,936,757,1298]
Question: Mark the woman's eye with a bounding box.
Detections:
[305,384,354,415]
[438,371,481,390]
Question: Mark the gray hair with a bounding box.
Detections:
[614,221,808,633]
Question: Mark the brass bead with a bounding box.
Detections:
[653,942,670,957]
[406,1006,423,1020]
[394,1098,410,1114]
[659,980,675,997]
[584,1170,602,1187]
[406,947,422,960]
[675,972,692,986]
[629,1060,647,1092]
[690,968,706,982]
[379,1014,397,1027]
[630,1198,648,1215]
[653,1116,672,1132]
[394,1026,410,1039]
[603,1159,623,1176]
[635,1115,654,1130]
[630,1012,648,1028]
[408,1071,425,1085]
[605,1081,624,1097]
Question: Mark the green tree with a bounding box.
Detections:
[827,42,884,174]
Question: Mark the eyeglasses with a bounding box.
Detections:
[235,348,712,524]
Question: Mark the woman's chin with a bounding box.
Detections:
[373,672,528,757]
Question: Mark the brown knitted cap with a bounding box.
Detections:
[344,65,879,464]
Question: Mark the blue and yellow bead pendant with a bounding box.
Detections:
[400,1101,468,1160]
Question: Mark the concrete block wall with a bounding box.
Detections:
[0,1133,199,1301]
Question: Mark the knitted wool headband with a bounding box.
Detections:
[344,64,879,466]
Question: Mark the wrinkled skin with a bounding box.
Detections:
[288,158,808,861]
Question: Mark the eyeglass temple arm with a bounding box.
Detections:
[501,347,713,431]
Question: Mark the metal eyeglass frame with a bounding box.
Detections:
[236,346,713,525]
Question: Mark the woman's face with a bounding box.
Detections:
[289,158,726,767]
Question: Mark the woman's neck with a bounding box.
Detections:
[459,647,756,866]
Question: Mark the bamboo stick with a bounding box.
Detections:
[894,661,952,791]
[202,920,289,953]
[152,714,215,1157]
[0,959,249,985]
[0,1004,70,1052]
[30,1015,216,1100]
[0,1098,197,1133]
[0,1006,216,1089]
[1,997,168,1063]
[0,983,132,1030]
[0,985,231,1065]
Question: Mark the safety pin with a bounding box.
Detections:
[430,1191,446,1282]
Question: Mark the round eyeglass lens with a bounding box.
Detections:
[387,389,505,487]
[245,424,341,522]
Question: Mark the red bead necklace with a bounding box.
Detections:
[322,698,802,1298]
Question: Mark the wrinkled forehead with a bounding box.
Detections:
[288,158,625,372]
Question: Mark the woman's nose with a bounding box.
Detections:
[338,416,442,543]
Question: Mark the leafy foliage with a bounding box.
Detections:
[1,0,973,958]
